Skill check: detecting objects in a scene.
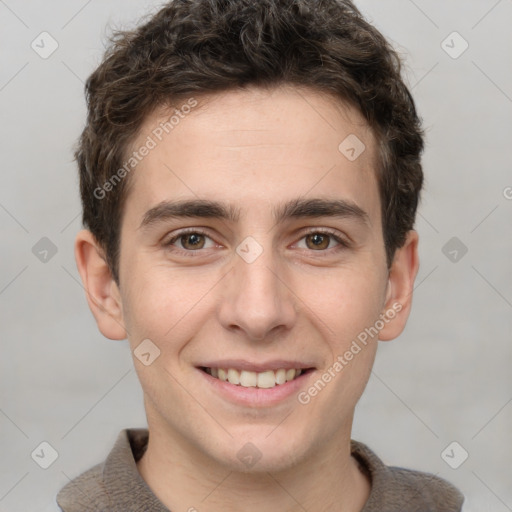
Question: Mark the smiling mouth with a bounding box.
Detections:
[199,367,313,389]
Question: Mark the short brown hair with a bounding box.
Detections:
[77,0,423,283]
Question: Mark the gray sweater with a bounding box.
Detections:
[57,429,464,511]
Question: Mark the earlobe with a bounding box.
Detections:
[74,229,127,340]
[378,230,420,342]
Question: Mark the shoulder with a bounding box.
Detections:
[351,440,465,512]
[56,429,150,512]
[385,465,465,511]
[56,462,113,511]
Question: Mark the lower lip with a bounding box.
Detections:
[197,368,313,407]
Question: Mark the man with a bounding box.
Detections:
[57,0,465,510]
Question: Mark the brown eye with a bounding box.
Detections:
[164,229,218,256]
[179,232,206,250]
[305,233,331,250]
[295,230,348,254]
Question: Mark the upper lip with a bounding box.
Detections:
[197,360,315,372]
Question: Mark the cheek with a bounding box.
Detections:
[295,264,387,351]
[292,269,383,436]
[121,264,219,351]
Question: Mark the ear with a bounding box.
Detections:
[378,230,419,341]
[74,229,127,340]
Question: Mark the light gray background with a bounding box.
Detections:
[1,1,511,510]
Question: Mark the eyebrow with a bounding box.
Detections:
[139,197,370,229]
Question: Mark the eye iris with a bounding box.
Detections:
[181,233,205,250]
[306,233,330,250]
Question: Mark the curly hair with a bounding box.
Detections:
[77,0,424,283]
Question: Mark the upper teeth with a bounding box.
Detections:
[206,367,303,388]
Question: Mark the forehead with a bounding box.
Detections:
[123,85,381,227]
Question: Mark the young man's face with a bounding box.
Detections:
[78,85,418,472]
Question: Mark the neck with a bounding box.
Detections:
[137,413,370,512]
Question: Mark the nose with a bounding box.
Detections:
[217,245,297,342]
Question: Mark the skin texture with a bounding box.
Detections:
[75,85,419,512]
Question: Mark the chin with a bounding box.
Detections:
[204,427,312,474]
[223,448,303,475]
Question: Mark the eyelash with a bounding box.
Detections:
[163,228,350,257]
